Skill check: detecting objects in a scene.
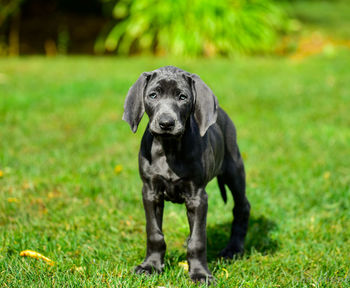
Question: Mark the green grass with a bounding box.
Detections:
[1,52,349,287]
[2,2,350,287]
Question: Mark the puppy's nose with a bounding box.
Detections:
[159,115,175,131]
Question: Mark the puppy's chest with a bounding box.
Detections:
[148,155,192,203]
[151,156,181,183]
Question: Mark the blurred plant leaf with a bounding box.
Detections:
[0,0,25,27]
[103,0,289,56]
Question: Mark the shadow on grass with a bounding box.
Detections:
[207,215,279,262]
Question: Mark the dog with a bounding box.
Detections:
[123,66,250,284]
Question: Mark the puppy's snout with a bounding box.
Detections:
[158,114,175,131]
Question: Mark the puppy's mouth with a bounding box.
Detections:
[148,119,185,138]
[149,128,184,138]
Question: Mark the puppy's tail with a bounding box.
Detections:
[217,176,227,204]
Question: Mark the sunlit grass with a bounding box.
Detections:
[1,50,349,287]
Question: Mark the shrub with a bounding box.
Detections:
[103,0,288,56]
[0,0,24,27]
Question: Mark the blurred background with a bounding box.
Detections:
[1,0,349,57]
[1,1,349,286]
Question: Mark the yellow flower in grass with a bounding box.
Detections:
[0,170,3,177]
[114,164,123,175]
[20,250,55,266]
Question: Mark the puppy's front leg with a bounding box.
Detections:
[185,189,214,284]
[135,184,166,274]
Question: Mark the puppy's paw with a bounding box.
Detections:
[218,246,244,260]
[190,272,215,285]
[134,262,163,275]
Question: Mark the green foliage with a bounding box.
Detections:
[282,0,350,39]
[0,0,24,27]
[104,0,288,56]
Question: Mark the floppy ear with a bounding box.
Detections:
[190,74,218,136]
[122,72,151,133]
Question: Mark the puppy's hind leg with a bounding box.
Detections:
[219,150,250,259]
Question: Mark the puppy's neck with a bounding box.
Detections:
[153,135,183,155]
[152,118,194,156]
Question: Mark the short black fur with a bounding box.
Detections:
[123,66,250,284]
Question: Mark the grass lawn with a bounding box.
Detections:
[1,51,349,287]
[1,0,350,284]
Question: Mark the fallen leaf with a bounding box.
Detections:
[74,266,85,273]
[221,268,229,279]
[323,171,331,180]
[20,250,54,266]
[178,261,188,271]
[251,182,258,188]
[0,73,9,84]
[47,191,60,199]
[22,182,34,190]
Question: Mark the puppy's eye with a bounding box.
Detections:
[179,94,187,101]
[149,92,157,99]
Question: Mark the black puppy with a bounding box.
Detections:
[123,66,250,283]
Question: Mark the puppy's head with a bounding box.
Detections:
[123,66,218,137]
